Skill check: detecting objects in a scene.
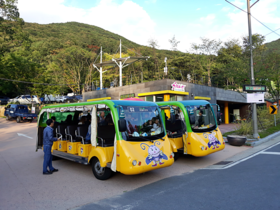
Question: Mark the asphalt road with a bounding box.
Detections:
[0,118,250,210]
[75,141,280,210]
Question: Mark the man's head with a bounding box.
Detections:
[51,116,56,122]
[199,110,203,116]
[100,111,105,118]
[46,119,54,127]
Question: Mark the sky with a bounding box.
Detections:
[17,0,280,52]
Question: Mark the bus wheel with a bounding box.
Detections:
[16,116,21,123]
[91,158,112,180]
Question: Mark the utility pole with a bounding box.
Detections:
[119,39,122,87]
[93,47,106,90]
[247,0,259,138]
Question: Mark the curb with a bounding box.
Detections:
[246,130,280,146]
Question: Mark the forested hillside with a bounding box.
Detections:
[265,38,280,54]
[1,0,280,103]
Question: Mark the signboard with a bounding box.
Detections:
[120,93,135,99]
[269,105,277,115]
[247,93,264,103]
[31,107,35,114]
[171,82,186,92]
[243,85,266,92]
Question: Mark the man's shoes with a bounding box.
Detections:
[51,168,59,172]
[43,171,52,175]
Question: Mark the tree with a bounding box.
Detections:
[191,38,222,86]
[216,39,245,89]
[258,50,280,106]
[169,35,180,51]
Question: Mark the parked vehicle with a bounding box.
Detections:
[8,95,39,104]
[0,96,10,105]
[4,104,37,123]
[36,100,175,180]
[55,95,68,103]
[44,94,59,104]
[8,96,20,103]
[157,100,225,159]
[66,95,82,103]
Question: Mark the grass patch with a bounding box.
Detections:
[222,130,236,137]
[259,123,280,138]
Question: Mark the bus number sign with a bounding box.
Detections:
[243,85,266,92]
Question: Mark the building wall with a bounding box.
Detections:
[83,79,247,104]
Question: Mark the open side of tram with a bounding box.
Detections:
[36,100,174,180]
[157,100,225,158]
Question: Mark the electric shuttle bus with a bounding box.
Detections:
[36,100,174,180]
[157,100,225,159]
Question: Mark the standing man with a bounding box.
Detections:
[43,119,59,175]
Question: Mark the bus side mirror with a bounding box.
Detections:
[118,119,127,132]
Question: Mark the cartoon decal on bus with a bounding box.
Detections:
[204,132,221,150]
[141,141,168,167]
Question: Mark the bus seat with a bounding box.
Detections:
[53,124,58,138]
[57,125,67,140]
[76,126,88,143]
[66,125,80,142]
[97,125,115,147]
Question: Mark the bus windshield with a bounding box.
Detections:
[118,106,165,141]
[186,104,217,132]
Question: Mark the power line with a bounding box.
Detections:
[0,78,84,86]
[265,27,280,37]
[225,0,280,37]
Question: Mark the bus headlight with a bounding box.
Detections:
[132,160,137,166]
[201,146,205,151]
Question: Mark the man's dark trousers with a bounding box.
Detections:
[43,145,55,173]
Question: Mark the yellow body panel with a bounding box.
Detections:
[168,128,225,157]
[88,146,114,167]
[67,142,81,155]
[169,137,183,153]
[58,141,67,152]
[78,144,92,157]
[116,135,174,175]
[52,141,58,151]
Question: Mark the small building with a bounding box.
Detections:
[83,79,249,124]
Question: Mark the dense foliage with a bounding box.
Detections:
[1,0,280,101]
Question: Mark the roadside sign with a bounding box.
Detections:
[243,85,266,92]
[269,105,277,115]
[247,93,264,103]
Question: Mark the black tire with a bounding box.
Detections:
[91,158,112,180]
[227,135,247,146]
[29,119,33,123]
[16,116,21,123]
[6,115,10,121]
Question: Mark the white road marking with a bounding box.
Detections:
[260,151,280,155]
[17,133,33,139]
[203,141,280,170]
